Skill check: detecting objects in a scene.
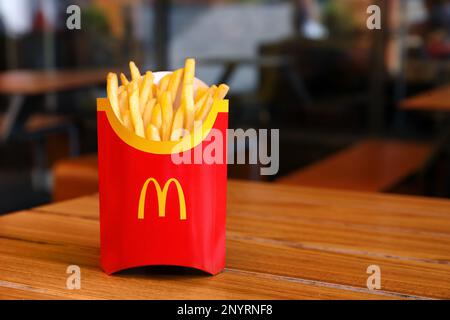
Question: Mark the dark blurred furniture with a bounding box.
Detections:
[0,69,110,141]
[400,84,450,111]
[259,37,372,108]
[53,154,98,202]
[0,69,109,191]
[277,139,431,192]
[400,84,450,195]
[197,55,304,124]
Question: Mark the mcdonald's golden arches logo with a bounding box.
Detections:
[138,178,186,220]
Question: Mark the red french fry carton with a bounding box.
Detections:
[96,78,228,275]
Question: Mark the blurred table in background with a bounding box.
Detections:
[0,180,449,299]
[0,69,110,192]
[400,84,450,111]
[400,84,450,195]
[277,139,431,192]
[0,69,111,141]
[0,69,111,96]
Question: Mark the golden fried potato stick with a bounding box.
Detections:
[106,59,227,141]
[152,83,157,98]
[160,92,174,141]
[129,61,141,81]
[195,92,214,123]
[139,71,154,115]
[150,103,162,131]
[157,73,171,98]
[183,58,195,86]
[170,105,185,141]
[195,84,229,123]
[143,98,156,128]
[194,85,215,113]
[167,68,183,105]
[107,73,121,122]
[127,82,145,137]
[214,84,230,100]
[120,73,129,86]
[146,124,161,141]
[195,85,216,119]
[122,110,133,131]
[195,86,208,104]
[118,90,129,115]
[182,84,195,132]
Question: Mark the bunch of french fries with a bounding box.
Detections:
[106,58,229,141]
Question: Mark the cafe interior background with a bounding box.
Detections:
[0,0,450,214]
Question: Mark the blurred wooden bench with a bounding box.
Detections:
[53,154,98,201]
[277,139,432,192]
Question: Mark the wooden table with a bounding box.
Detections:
[0,69,111,140]
[400,84,450,111]
[1,180,450,299]
[399,84,450,193]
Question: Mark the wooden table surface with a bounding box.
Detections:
[400,84,450,111]
[1,180,450,300]
[0,69,111,95]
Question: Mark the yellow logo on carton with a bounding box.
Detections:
[138,178,186,220]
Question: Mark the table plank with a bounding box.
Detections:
[276,139,431,192]
[0,69,111,95]
[2,180,450,299]
[0,209,446,299]
[0,223,385,300]
[400,84,450,111]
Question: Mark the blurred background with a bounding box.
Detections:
[1,0,450,214]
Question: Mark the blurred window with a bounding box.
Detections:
[169,1,295,92]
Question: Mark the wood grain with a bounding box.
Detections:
[277,139,431,192]
[1,180,450,299]
[400,84,450,111]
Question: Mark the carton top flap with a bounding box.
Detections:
[97,98,228,154]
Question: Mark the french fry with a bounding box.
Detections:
[183,58,195,86]
[139,71,154,115]
[152,83,157,98]
[127,82,145,137]
[170,105,185,141]
[107,73,121,122]
[193,84,228,123]
[129,61,141,81]
[157,73,171,98]
[122,110,133,131]
[106,58,224,142]
[118,90,128,115]
[151,103,162,131]
[195,86,208,104]
[214,84,230,100]
[143,98,156,128]
[194,85,214,113]
[146,124,161,141]
[195,85,216,119]
[195,92,214,123]
[160,92,174,141]
[168,68,183,105]
[120,73,129,86]
[182,84,195,132]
